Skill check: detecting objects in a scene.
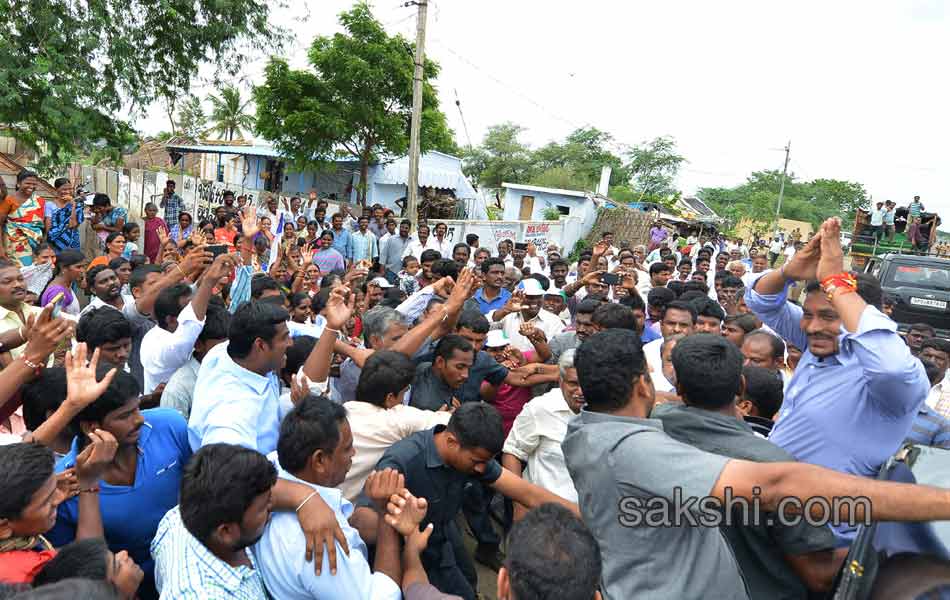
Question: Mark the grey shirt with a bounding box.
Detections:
[652,403,836,600]
[408,363,457,411]
[381,234,413,274]
[545,330,579,365]
[562,410,749,600]
[160,357,200,419]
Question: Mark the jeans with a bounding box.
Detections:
[423,520,478,600]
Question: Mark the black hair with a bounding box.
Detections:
[356,351,416,408]
[447,403,504,455]
[312,287,332,314]
[465,233,479,245]
[401,255,418,269]
[227,301,289,359]
[592,303,637,331]
[647,286,675,307]
[457,310,490,334]
[672,334,743,409]
[91,193,111,208]
[430,258,460,280]
[154,283,192,331]
[282,336,316,382]
[434,334,474,363]
[549,259,569,272]
[662,300,698,323]
[198,303,231,342]
[678,290,708,305]
[452,242,470,256]
[678,258,693,267]
[741,366,784,419]
[666,280,685,297]
[908,322,937,336]
[419,249,441,263]
[745,330,785,359]
[251,275,280,300]
[575,297,602,316]
[803,272,883,309]
[106,256,129,273]
[682,280,708,294]
[180,444,277,544]
[481,257,506,274]
[84,265,111,291]
[21,368,68,432]
[277,395,348,473]
[694,297,725,322]
[583,293,608,304]
[0,443,55,521]
[619,291,646,313]
[920,337,950,355]
[724,313,759,334]
[121,222,139,236]
[505,504,602,600]
[33,538,109,587]
[721,274,743,289]
[31,242,51,258]
[129,264,161,291]
[289,292,311,309]
[75,308,132,352]
[16,579,120,599]
[53,249,85,275]
[69,367,141,439]
[575,329,646,412]
[649,262,672,275]
[104,231,124,247]
[53,177,69,189]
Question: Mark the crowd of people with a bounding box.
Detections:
[0,169,949,600]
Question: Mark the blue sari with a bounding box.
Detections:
[47,203,84,251]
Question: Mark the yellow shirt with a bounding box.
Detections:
[0,302,45,361]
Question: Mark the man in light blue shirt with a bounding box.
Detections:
[744,219,928,537]
[328,213,353,263]
[189,301,291,454]
[349,215,379,264]
[152,444,277,600]
[252,396,403,600]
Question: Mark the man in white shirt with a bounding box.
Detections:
[404,224,430,260]
[643,300,696,393]
[424,222,453,258]
[870,201,885,240]
[488,278,564,352]
[140,254,232,394]
[921,338,950,418]
[502,349,582,515]
[161,304,231,420]
[257,196,284,235]
[768,237,784,268]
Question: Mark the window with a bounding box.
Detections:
[887,264,950,290]
[557,205,571,216]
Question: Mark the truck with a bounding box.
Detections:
[865,253,950,337]
[849,206,939,271]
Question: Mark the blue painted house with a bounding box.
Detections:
[501,182,599,230]
[165,142,476,211]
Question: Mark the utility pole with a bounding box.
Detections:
[775,140,791,222]
[406,0,428,227]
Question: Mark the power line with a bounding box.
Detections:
[453,88,473,150]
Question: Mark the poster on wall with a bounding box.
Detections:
[523,223,551,253]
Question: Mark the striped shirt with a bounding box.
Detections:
[905,405,950,449]
[151,506,268,600]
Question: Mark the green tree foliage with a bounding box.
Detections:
[530,166,591,191]
[176,96,207,140]
[207,86,255,141]
[0,0,280,169]
[698,170,869,230]
[461,123,536,189]
[254,2,457,204]
[532,127,628,188]
[624,136,685,206]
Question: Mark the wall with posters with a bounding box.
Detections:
[426,218,585,255]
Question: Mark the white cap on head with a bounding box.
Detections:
[518,278,546,296]
[485,330,509,348]
[369,277,394,288]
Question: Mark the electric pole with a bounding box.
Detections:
[775,140,791,222]
[406,0,428,227]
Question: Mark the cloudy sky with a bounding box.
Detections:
[137,0,950,213]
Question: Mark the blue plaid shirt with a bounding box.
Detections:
[152,506,268,600]
[905,405,950,449]
[162,192,184,224]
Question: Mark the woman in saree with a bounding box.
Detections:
[0,170,45,265]
[45,178,83,252]
[39,249,86,317]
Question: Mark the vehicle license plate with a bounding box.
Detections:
[910,297,948,310]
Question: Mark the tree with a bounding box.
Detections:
[0,0,281,169]
[254,3,456,204]
[462,123,536,189]
[533,127,629,189]
[207,85,255,141]
[176,96,207,140]
[625,136,685,205]
[530,166,592,191]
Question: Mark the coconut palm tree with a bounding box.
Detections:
[206,85,255,141]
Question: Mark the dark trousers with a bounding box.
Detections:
[463,481,501,547]
[423,520,478,600]
[768,252,779,267]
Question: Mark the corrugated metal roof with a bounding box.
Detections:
[165,143,284,158]
[501,182,589,198]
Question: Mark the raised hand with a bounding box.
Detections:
[364,468,405,512]
[241,211,260,240]
[189,226,205,248]
[519,322,547,345]
[22,304,72,365]
[816,218,845,281]
[179,246,213,278]
[203,253,236,283]
[324,285,355,331]
[156,226,170,246]
[502,290,526,314]
[384,489,429,537]
[781,232,822,282]
[65,343,117,410]
[290,373,311,406]
[75,429,118,486]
